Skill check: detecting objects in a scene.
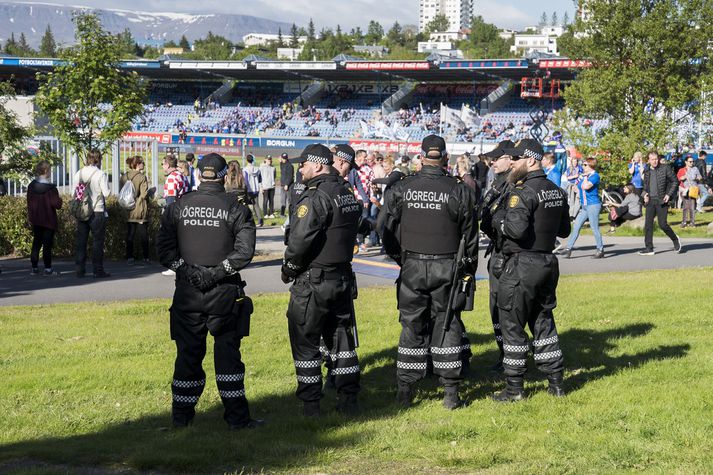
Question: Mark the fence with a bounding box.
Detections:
[2,137,159,197]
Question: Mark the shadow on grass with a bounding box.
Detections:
[0,323,690,473]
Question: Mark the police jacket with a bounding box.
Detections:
[284,170,361,273]
[156,181,256,313]
[288,171,306,218]
[381,165,478,264]
[480,171,510,241]
[497,169,571,255]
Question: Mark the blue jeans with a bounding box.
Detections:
[567,204,603,251]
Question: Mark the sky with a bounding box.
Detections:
[14,0,577,31]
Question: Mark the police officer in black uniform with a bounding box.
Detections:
[488,139,571,402]
[156,153,263,429]
[281,144,362,417]
[381,135,478,410]
[479,140,515,371]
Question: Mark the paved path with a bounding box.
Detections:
[1,226,712,306]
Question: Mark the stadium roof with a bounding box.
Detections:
[0,56,583,83]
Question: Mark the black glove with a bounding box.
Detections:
[189,265,217,291]
[281,263,299,284]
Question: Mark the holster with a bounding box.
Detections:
[490,252,506,279]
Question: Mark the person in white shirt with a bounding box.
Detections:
[72,149,111,278]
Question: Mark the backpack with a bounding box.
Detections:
[70,169,99,221]
[118,175,136,210]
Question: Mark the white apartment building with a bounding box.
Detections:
[510,26,563,56]
[419,0,474,33]
[243,33,308,48]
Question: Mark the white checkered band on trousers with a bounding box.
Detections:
[222,259,236,275]
[173,394,199,403]
[524,149,543,161]
[330,351,358,361]
[296,375,321,384]
[534,350,563,361]
[396,361,428,370]
[503,358,527,366]
[432,360,463,369]
[532,336,559,347]
[319,346,329,356]
[307,154,330,164]
[397,346,429,356]
[331,365,360,375]
[172,379,205,388]
[495,335,503,342]
[216,373,244,382]
[493,323,501,330]
[504,344,529,353]
[219,389,246,398]
[294,359,322,369]
[430,344,470,355]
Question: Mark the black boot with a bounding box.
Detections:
[396,382,414,408]
[229,419,266,431]
[172,408,195,428]
[547,372,566,397]
[491,377,526,402]
[280,205,286,217]
[336,394,359,415]
[442,385,466,410]
[303,401,321,417]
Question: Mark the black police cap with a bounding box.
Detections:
[481,140,516,159]
[289,144,334,166]
[503,138,545,161]
[197,153,228,179]
[332,144,358,170]
[421,134,447,158]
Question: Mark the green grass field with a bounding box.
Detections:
[1,269,712,474]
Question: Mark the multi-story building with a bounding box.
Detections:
[419,0,474,33]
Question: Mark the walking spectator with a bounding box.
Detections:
[677,156,703,227]
[606,184,642,233]
[73,149,111,278]
[121,156,150,265]
[27,160,62,275]
[185,153,199,191]
[559,157,605,259]
[543,152,562,188]
[162,155,187,206]
[695,150,708,212]
[260,155,277,218]
[628,152,645,196]
[279,152,294,217]
[565,155,583,219]
[244,154,264,227]
[225,160,248,203]
[639,151,681,255]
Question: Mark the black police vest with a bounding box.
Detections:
[504,175,567,254]
[312,179,361,267]
[400,175,460,254]
[176,191,234,266]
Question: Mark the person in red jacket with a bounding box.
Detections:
[27,160,63,275]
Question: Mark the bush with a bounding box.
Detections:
[0,195,163,260]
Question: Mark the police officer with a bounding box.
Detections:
[281,144,362,417]
[381,135,478,409]
[156,153,263,429]
[479,140,515,371]
[489,139,571,402]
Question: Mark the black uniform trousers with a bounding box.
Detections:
[287,268,360,403]
[487,254,504,357]
[170,296,250,426]
[497,252,564,378]
[396,256,472,386]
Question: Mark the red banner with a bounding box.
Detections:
[349,140,422,154]
[539,59,591,69]
[345,62,430,71]
[124,132,171,144]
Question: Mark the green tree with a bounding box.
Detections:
[387,21,404,46]
[365,20,384,43]
[116,28,135,57]
[307,18,316,41]
[561,0,713,183]
[425,13,450,34]
[4,33,18,55]
[179,35,190,50]
[0,81,58,182]
[463,16,512,58]
[551,11,559,26]
[39,25,57,57]
[563,11,570,26]
[290,23,299,48]
[539,12,548,27]
[17,33,35,56]
[277,28,284,47]
[34,13,146,162]
[189,31,233,60]
[352,26,364,44]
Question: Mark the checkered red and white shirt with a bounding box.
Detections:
[164,169,188,199]
[356,164,374,202]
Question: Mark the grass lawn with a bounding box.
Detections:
[1,268,712,474]
[578,208,713,238]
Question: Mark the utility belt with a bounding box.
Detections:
[296,264,353,283]
[177,269,244,287]
[404,251,456,260]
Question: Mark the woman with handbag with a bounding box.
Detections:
[121,155,150,264]
[677,157,702,227]
[606,184,642,234]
